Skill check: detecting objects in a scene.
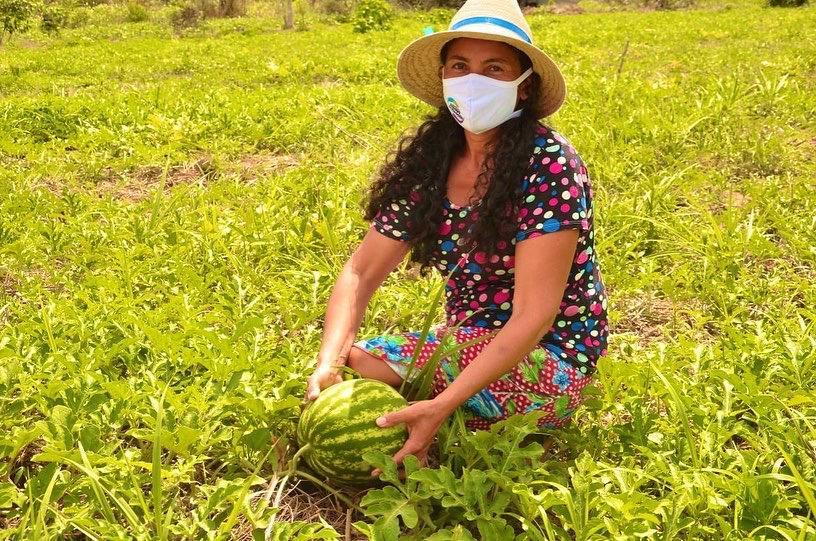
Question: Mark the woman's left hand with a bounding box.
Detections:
[371,399,450,477]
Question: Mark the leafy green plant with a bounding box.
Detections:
[351,0,392,33]
[125,0,149,22]
[39,3,69,34]
[354,413,553,539]
[293,0,309,30]
[65,6,91,27]
[396,245,499,402]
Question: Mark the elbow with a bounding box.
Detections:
[510,309,558,344]
[344,259,377,293]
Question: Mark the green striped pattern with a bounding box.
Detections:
[296,379,408,485]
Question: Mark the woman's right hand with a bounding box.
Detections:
[305,362,344,401]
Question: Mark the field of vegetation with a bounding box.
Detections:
[0,0,814,538]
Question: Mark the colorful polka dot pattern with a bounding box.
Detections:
[353,324,593,430]
[371,122,608,377]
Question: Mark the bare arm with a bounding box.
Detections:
[307,227,411,399]
[433,228,579,414]
[316,259,378,369]
[372,228,580,469]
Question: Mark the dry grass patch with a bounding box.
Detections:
[611,289,709,345]
[1,271,20,298]
[96,153,218,202]
[545,3,585,14]
[709,189,751,214]
[232,477,364,540]
[232,151,302,183]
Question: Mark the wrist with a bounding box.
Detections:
[317,354,347,368]
[432,390,462,417]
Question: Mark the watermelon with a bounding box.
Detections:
[296,378,409,485]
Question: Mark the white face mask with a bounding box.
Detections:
[442,67,533,134]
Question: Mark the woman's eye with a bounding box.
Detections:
[489,65,503,72]
[452,62,465,69]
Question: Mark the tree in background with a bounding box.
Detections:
[283,0,293,28]
[0,0,40,44]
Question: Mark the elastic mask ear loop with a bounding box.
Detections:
[507,68,534,119]
[487,67,533,87]
[515,67,534,85]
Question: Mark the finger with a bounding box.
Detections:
[306,377,321,401]
[392,442,422,465]
[376,406,409,428]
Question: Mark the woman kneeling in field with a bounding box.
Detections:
[305,0,609,474]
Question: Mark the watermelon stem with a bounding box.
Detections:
[264,473,291,538]
[288,444,311,473]
[294,469,361,511]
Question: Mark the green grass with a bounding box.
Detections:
[0,0,814,538]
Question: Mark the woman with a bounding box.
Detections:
[305,0,608,473]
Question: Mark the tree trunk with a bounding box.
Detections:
[283,0,294,29]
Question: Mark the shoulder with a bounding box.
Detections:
[532,122,584,165]
[513,123,593,239]
[525,123,591,192]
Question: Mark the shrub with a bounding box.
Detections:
[765,0,807,6]
[0,0,40,44]
[189,0,246,18]
[40,3,69,34]
[217,0,246,16]
[424,6,454,25]
[170,1,202,29]
[168,0,245,30]
[126,0,150,21]
[195,0,246,17]
[66,6,91,27]
[647,0,695,9]
[294,0,309,30]
[351,0,392,33]
[313,0,354,21]
[395,0,461,8]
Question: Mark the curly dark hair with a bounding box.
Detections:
[363,40,549,277]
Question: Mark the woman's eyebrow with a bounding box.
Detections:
[448,54,511,64]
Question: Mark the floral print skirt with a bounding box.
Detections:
[351,323,593,431]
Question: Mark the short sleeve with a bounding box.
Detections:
[371,187,421,242]
[515,130,591,244]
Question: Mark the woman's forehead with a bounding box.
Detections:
[445,37,519,62]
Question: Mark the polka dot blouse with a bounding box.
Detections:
[370,123,608,376]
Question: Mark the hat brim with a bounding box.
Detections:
[397,31,566,119]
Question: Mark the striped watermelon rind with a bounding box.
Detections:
[296,379,409,485]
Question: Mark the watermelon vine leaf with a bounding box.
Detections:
[426,525,478,540]
[362,450,401,486]
[359,485,419,541]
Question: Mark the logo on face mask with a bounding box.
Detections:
[446,96,464,124]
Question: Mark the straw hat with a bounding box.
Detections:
[396,0,566,119]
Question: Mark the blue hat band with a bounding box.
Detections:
[449,16,532,44]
